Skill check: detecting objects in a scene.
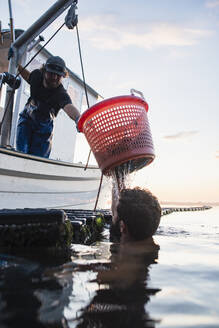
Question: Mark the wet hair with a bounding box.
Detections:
[117,188,161,241]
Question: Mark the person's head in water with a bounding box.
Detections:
[43,56,67,89]
[112,188,161,243]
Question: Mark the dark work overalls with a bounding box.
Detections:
[16,69,71,158]
[16,103,54,158]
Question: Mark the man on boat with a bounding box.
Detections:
[15,55,80,158]
[110,187,161,243]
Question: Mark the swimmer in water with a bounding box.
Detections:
[111,187,161,243]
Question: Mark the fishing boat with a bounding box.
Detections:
[0,0,103,210]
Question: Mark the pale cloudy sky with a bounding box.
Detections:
[1,0,219,203]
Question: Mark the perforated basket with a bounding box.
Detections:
[78,94,155,175]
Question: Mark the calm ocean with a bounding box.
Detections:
[0,206,218,327]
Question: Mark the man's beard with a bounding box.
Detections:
[44,76,60,89]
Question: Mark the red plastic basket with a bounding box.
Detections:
[78,94,155,175]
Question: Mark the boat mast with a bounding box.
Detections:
[0,0,75,147]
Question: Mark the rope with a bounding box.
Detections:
[94,172,103,211]
[84,148,92,170]
[75,24,103,210]
[0,23,65,133]
[76,25,89,108]
[75,24,92,171]
[16,22,65,79]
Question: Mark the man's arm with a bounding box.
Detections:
[17,64,30,82]
[63,103,80,122]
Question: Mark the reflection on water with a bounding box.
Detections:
[0,240,160,328]
[0,207,219,327]
[0,254,72,327]
[72,240,160,328]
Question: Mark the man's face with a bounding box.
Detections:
[44,71,62,89]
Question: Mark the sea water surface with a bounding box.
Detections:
[0,206,219,327]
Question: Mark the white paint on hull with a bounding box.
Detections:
[0,148,101,209]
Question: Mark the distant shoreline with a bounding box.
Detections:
[161,202,219,207]
[161,205,212,216]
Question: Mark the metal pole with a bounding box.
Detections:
[10,52,27,147]
[0,21,2,103]
[13,0,74,55]
[0,57,16,147]
[8,0,15,43]
[1,1,16,146]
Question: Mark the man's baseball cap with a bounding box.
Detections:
[45,56,66,77]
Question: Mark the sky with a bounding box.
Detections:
[0,0,219,204]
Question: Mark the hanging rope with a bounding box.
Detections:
[0,22,65,131]
[75,24,92,171]
[16,22,65,79]
[75,24,103,209]
[75,25,89,108]
[94,172,103,211]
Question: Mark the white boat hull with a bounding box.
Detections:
[0,148,101,209]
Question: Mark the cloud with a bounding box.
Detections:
[205,0,219,8]
[163,131,199,140]
[76,15,213,51]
